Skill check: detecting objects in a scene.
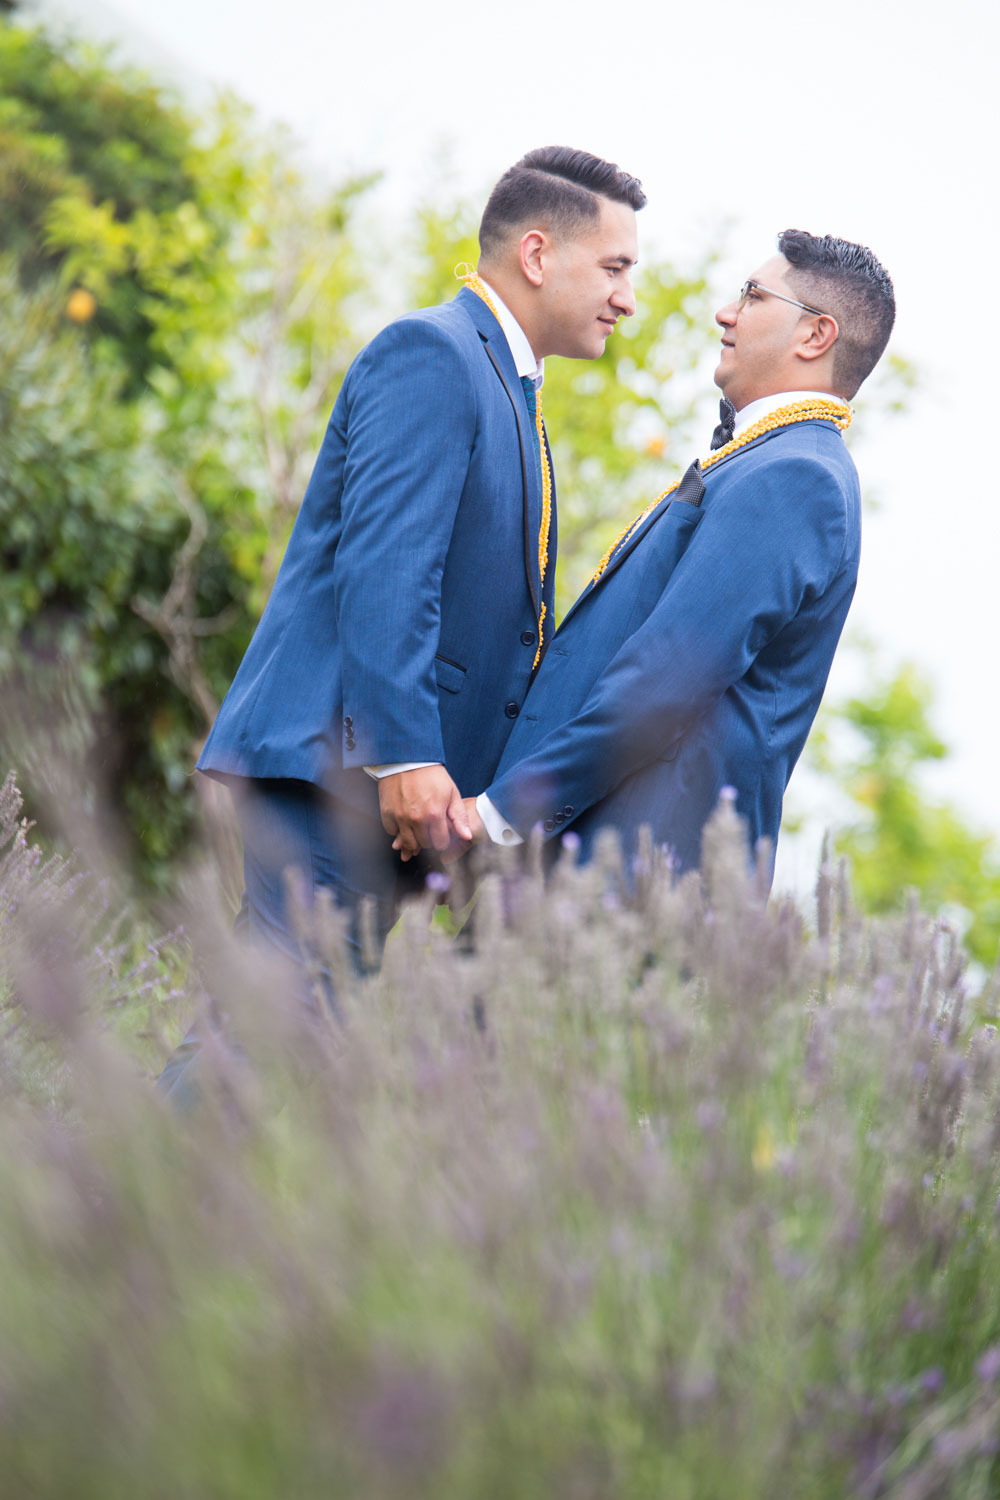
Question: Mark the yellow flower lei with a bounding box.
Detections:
[457,264,551,668]
[591,398,853,582]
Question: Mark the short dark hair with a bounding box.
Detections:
[778,229,895,397]
[479,146,646,260]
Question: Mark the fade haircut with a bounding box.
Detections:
[778,229,896,397]
[479,146,646,260]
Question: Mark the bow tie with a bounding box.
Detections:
[710,397,736,451]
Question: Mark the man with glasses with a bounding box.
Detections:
[457,229,895,881]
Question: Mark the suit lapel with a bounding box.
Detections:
[561,459,705,629]
[701,427,773,473]
[458,287,541,621]
[601,458,705,585]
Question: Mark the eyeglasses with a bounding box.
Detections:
[737,279,829,318]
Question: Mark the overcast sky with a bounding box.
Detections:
[26,0,1000,876]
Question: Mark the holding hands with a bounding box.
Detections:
[438,798,486,863]
[378,766,485,862]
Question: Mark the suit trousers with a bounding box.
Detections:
[234,776,403,976]
[156,777,421,1106]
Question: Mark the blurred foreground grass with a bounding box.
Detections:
[2,770,1000,1499]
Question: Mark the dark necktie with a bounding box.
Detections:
[520,375,543,487]
[710,397,736,451]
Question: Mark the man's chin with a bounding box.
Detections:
[555,330,612,360]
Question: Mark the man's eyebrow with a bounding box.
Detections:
[602,255,637,267]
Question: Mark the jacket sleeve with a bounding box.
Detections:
[485,453,851,835]
[333,318,478,768]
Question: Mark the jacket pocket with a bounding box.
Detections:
[434,655,467,694]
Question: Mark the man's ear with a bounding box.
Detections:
[518,229,547,287]
[797,313,839,363]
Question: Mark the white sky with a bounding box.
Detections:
[27,0,1000,874]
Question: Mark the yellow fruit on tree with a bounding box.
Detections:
[66,288,97,323]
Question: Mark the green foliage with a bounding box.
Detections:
[4,783,1000,1497]
[407,195,480,310]
[0,262,188,853]
[0,21,237,390]
[0,18,378,881]
[811,662,1000,970]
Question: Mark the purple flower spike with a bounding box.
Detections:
[977,1345,1000,1382]
[933,1430,965,1464]
[561,830,581,851]
[425,871,451,893]
[901,1299,927,1332]
[772,1249,807,1281]
[719,785,737,802]
[920,1366,945,1393]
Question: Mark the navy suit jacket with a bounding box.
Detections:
[198,288,555,804]
[485,416,861,875]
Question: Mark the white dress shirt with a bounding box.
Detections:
[732,389,849,436]
[365,281,543,807]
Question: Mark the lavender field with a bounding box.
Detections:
[2,768,1000,1498]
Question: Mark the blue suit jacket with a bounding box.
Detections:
[485,417,861,874]
[198,288,555,803]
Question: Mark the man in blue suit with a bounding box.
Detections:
[465,231,895,880]
[194,146,645,974]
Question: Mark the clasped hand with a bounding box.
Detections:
[378,767,485,862]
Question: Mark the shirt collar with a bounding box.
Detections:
[732,389,849,438]
[478,278,544,387]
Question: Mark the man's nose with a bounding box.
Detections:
[611,275,636,318]
[716,300,738,328]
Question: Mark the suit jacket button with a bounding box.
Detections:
[505,702,520,719]
[543,819,555,832]
[520,631,535,646]
[345,737,356,751]
[563,805,574,816]
[554,812,565,825]
[343,716,353,728]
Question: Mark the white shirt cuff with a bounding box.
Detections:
[363,762,439,780]
[476,793,524,846]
